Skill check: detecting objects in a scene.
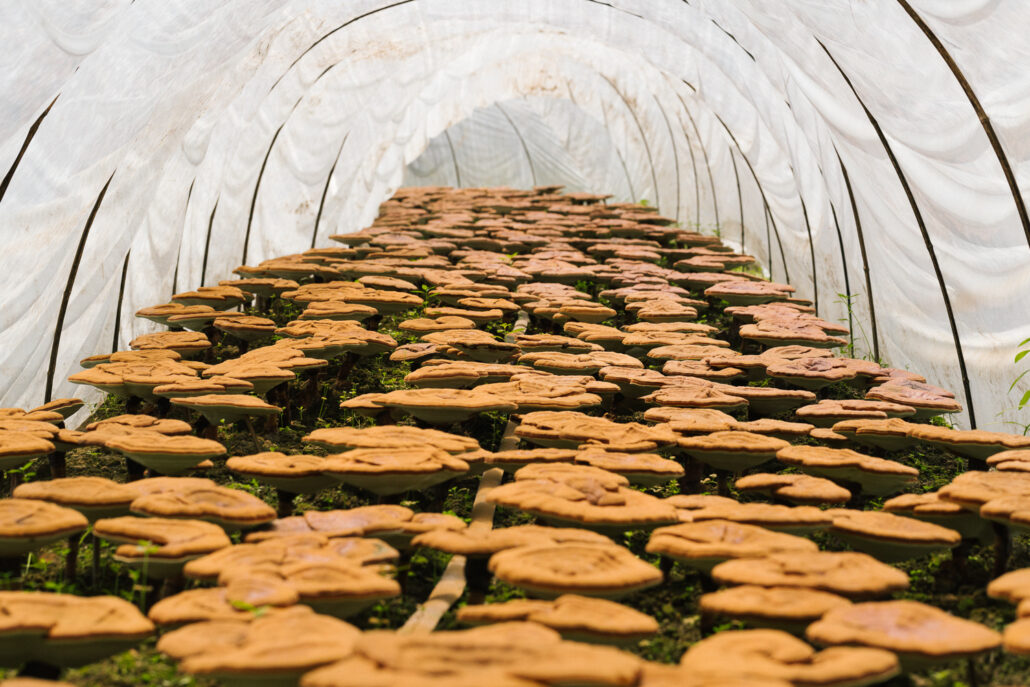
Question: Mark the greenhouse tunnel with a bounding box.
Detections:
[1,0,1029,432]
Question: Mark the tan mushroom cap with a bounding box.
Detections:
[315,621,641,687]
[489,543,662,598]
[643,385,748,411]
[678,431,790,472]
[130,331,212,356]
[0,420,60,441]
[829,418,920,451]
[213,314,277,341]
[646,520,817,572]
[486,448,579,471]
[304,425,480,455]
[322,447,469,495]
[519,350,643,374]
[171,393,282,422]
[776,445,918,496]
[908,424,1030,460]
[712,551,909,599]
[827,509,960,562]
[148,577,300,625]
[807,601,1001,666]
[94,516,231,559]
[105,432,227,475]
[219,277,299,297]
[730,418,815,440]
[477,376,609,412]
[405,361,541,389]
[158,606,360,678]
[516,411,679,451]
[299,301,380,321]
[30,398,85,419]
[865,381,962,418]
[572,448,684,485]
[0,499,88,556]
[0,432,55,469]
[13,477,139,520]
[988,449,1030,472]
[0,592,154,668]
[226,452,328,493]
[734,473,851,505]
[679,629,899,687]
[988,568,1030,603]
[245,505,418,541]
[412,524,611,557]
[457,594,659,644]
[373,387,516,424]
[399,315,477,332]
[662,358,746,381]
[85,413,193,435]
[487,465,678,531]
[679,500,833,533]
[938,470,1030,510]
[653,407,737,433]
[129,484,276,529]
[153,375,255,397]
[978,495,1030,532]
[0,680,78,687]
[514,333,604,353]
[700,585,852,630]
[795,399,916,426]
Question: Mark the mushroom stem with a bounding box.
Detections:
[677,457,705,495]
[18,661,61,680]
[466,556,491,605]
[155,396,171,418]
[244,418,262,450]
[159,574,184,600]
[125,458,147,482]
[48,451,67,479]
[6,470,21,494]
[276,489,297,518]
[992,522,1011,577]
[334,352,358,387]
[967,658,980,687]
[91,532,102,588]
[65,534,79,584]
[716,471,730,497]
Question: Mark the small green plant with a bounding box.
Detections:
[1009,336,1030,410]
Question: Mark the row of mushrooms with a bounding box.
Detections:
[0,184,1025,686]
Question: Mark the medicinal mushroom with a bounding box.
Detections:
[322,447,469,495]
[129,331,212,357]
[157,605,360,687]
[776,445,918,496]
[712,551,909,599]
[865,380,962,419]
[646,520,817,573]
[699,586,852,635]
[456,594,659,645]
[680,629,899,687]
[677,431,790,473]
[105,432,226,476]
[0,499,88,558]
[795,399,916,427]
[734,473,851,505]
[807,600,1001,669]
[827,509,961,562]
[13,477,138,521]
[373,388,516,424]
[489,543,662,598]
[93,516,231,578]
[829,418,920,452]
[148,577,300,625]
[129,483,276,530]
[0,592,153,668]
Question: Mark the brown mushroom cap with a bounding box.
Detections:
[13,477,139,520]
[827,509,961,562]
[148,577,300,625]
[489,543,663,598]
[806,600,1001,666]
[158,605,360,677]
[226,452,328,493]
[0,499,89,556]
[105,432,227,476]
[30,398,85,420]
[712,551,909,598]
[776,445,918,496]
[245,505,418,541]
[322,447,469,495]
[171,394,282,422]
[795,399,916,426]
[411,524,611,557]
[988,449,1030,473]
[679,628,899,687]
[700,585,852,630]
[129,484,276,529]
[457,594,659,644]
[374,388,517,424]
[938,470,1030,510]
[318,621,642,687]
[487,465,677,531]
[735,473,851,505]
[0,592,153,668]
[0,432,55,469]
[678,499,833,533]
[677,431,790,472]
[646,520,817,572]
[304,425,480,455]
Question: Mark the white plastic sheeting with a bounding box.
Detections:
[0,0,1028,430]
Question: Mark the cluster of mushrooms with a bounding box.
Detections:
[0,184,1028,686]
